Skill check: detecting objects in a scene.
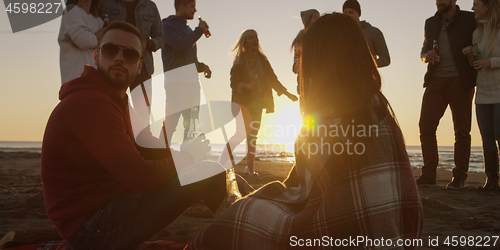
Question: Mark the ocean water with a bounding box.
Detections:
[0,141,42,152]
[406,146,484,173]
[0,141,485,173]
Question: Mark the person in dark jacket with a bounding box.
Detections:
[343,0,391,68]
[416,0,477,190]
[99,0,164,125]
[218,29,298,175]
[42,21,240,249]
[291,9,320,115]
[162,0,212,145]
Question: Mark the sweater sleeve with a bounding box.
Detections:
[421,20,431,61]
[164,21,204,53]
[490,30,500,69]
[63,8,100,50]
[230,64,246,95]
[72,97,177,194]
[490,57,500,68]
[372,28,391,68]
[264,59,287,96]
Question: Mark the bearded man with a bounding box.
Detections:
[417,0,477,189]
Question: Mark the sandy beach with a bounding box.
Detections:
[1,151,499,249]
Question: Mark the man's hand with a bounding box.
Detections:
[462,45,474,64]
[473,59,491,71]
[146,39,156,52]
[180,134,211,163]
[198,20,208,30]
[203,64,212,79]
[424,51,439,64]
[285,91,298,102]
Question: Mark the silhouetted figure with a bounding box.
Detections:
[218,29,297,175]
[100,0,164,125]
[162,0,212,145]
[343,0,391,68]
[291,9,319,114]
[417,0,477,189]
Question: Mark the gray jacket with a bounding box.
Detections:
[360,21,390,68]
[100,0,164,76]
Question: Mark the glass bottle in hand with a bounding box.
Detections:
[187,107,201,140]
[433,40,440,64]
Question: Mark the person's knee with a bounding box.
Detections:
[483,143,498,152]
[482,138,498,152]
[419,121,437,136]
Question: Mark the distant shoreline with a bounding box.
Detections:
[0,145,488,173]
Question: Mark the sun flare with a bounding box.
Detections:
[260,106,302,146]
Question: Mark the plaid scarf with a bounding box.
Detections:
[188,113,422,250]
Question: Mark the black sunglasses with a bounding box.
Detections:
[99,43,142,64]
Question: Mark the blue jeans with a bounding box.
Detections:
[476,104,500,152]
[67,173,226,250]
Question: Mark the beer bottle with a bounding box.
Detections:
[103,14,109,28]
[473,43,482,61]
[198,16,211,38]
[433,40,440,64]
[187,107,202,139]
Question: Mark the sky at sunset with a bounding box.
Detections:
[0,0,484,147]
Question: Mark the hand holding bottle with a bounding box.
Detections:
[462,45,474,64]
[473,59,491,71]
[424,50,439,64]
[198,16,211,38]
[180,133,211,163]
[198,19,208,30]
[431,40,440,64]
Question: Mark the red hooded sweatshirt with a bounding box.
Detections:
[41,66,177,239]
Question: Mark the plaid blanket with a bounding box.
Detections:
[187,115,422,249]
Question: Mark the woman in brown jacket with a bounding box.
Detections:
[219,29,298,175]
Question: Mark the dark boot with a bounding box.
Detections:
[478,151,500,192]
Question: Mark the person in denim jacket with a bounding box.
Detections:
[100,0,164,124]
[161,0,212,145]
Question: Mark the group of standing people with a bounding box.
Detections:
[292,1,391,114]
[417,0,500,192]
[42,0,500,249]
[57,0,299,176]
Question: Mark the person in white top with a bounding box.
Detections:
[58,0,105,84]
[463,0,500,192]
